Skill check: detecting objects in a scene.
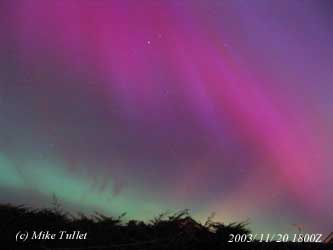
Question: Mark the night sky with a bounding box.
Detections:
[0,0,332,234]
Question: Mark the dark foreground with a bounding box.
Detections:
[0,203,330,250]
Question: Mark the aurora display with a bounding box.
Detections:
[0,0,332,235]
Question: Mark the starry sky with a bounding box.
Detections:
[0,0,332,234]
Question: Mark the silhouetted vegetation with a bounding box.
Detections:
[0,203,330,250]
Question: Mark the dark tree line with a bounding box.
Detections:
[0,203,330,250]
